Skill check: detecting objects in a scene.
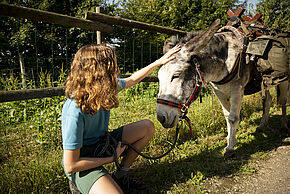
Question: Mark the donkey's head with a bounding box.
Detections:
[157,19,220,128]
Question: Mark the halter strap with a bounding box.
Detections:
[156,99,183,109]
[157,58,207,136]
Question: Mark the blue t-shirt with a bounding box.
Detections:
[61,79,126,150]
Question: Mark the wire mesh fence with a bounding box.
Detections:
[0,23,164,86]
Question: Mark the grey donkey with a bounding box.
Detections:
[157,19,289,157]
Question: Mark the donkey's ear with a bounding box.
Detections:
[185,19,220,52]
[163,35,180,54]
[163,40,172,54]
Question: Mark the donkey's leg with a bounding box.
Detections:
[223,87,244,156]
[214,90,231,129]
[277,81,289,133]
[257,90,272,131]
[213,89,234,156]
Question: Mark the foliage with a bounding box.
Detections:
[1,0,247,76]
[1,0,289,78]
[0,68,66,147]
[120,0,243,32]
[0,0,119,76]
[105,0,247,72]
[256,0,290,30]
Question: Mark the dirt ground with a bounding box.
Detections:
[204,137,290,194]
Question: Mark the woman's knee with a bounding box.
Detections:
[141,119,155,137]
[89,175,123,194]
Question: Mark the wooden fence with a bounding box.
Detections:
[0,3,113,33]
[0,76,158,103]
[0,3,186,103]
[85,11,187,36]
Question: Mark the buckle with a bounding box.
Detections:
[181,104,188,114]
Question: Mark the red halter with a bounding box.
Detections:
[157,58,207,136]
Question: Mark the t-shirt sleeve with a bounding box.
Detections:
[61,100,84,150]
[117,78,126,93]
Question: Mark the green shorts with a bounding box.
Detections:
[63,126,124,194]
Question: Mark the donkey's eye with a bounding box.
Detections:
[171,74,180,82]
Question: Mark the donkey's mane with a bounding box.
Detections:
[164,30,230,55]
[167,31,203,47]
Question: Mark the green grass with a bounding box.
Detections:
[0,73,288,193]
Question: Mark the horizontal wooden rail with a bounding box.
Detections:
[85,11,187,36]
[0,3,113,33]
[0,76,158,102]
[0,87,65,103]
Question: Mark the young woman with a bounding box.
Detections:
[62,44,181,194]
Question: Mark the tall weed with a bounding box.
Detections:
[0,67,67,146]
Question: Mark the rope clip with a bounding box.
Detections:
[180,104,189,114]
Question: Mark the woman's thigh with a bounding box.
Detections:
[122,119,155,144]
[89,174,122,194]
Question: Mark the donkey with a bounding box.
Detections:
[156,19,289,157]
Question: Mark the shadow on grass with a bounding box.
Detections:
[134,114,289,193]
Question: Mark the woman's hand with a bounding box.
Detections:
[116,142,127,158]
[154,45,181,66]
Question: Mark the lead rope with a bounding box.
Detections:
[95,123,181,170]
[122,123,180,160]
[211,87,215,124]
[94,133,122,169]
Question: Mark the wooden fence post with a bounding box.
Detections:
[96,7,102,44]
[19,52,27,88]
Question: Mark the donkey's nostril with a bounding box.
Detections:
[157,114,166,124]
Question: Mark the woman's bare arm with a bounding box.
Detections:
[124,45,181,88]
[63,142,126,173]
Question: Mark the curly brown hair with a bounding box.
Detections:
[65,44,120,114]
